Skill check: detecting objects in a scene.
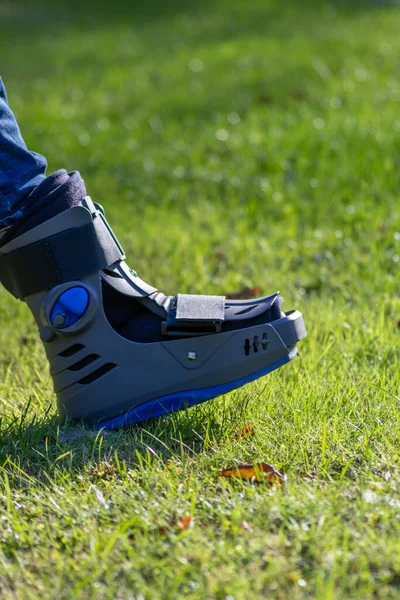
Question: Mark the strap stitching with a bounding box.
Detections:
[41,241,61,283]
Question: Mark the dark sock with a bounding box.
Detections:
[1,169,86,244]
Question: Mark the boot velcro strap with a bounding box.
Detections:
[175,293,225,321]
[0,215,124,299]
[162,293,225,337]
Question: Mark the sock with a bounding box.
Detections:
[1,169,86,244]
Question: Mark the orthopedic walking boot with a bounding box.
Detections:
[0,198,306,429]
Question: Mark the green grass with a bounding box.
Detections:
[1,0,400,597]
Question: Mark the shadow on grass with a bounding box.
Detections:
[0,392,252,489]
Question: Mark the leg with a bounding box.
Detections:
[0,80,306,429]
[0,78,87,241]
[0,77,47,228]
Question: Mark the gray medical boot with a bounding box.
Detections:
[0,198,306,429]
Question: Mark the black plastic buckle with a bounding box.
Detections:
[161,320,222,337]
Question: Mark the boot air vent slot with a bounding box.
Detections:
[58,344,85,358]
[245,333,268,356]
[68,354,100,372]
[262,333,269,350]
[78,363,117,385]
[253,336,259,353]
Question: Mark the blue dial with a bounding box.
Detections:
[50,287,90,329]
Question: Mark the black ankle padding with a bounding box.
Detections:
[2,169,87,244]
[102,280,164,343]
[102,280,141,332]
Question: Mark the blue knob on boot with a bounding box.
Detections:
[50,287,90,329]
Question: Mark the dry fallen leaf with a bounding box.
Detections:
[177,515,193,530]
[212,249,227,261]
[158,515,194,536]
[234,425,256,440]
[87,462,117,481]
[217,462,285,485]
[226,286,261,300]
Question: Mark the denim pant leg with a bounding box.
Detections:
[0,77,47,228]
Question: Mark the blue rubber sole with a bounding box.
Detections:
[93,348,297,430]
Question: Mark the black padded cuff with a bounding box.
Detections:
[0,213,124,299]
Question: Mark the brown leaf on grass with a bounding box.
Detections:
[226,286,261,300]
[87,462,117,481]
[217,462,285,485]
[158,515,194,537]
[212,249,227,261]
[177,515,193,530]
[234,425,256,440]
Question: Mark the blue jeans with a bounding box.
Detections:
[0,77,47,228]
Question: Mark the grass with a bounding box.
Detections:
[1,0,400,597]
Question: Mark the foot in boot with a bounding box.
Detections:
[0,176,306,428]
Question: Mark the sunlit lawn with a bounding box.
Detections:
[0,0,400,598]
